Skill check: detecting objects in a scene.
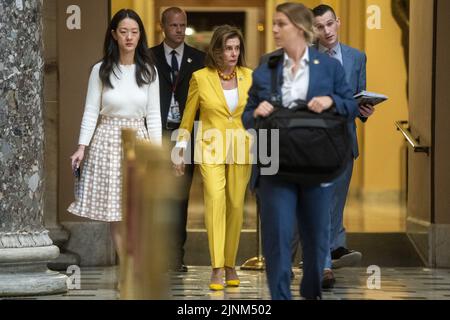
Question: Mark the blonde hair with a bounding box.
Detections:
[204,25,246,70]
[276,2,315,45]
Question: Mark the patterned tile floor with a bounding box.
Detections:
[6,266,450,300]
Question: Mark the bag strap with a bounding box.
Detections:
[268,54,282,107]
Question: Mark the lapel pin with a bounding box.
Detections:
[187,58,192,63]
[313,59,320,65]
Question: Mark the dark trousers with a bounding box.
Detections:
[171,162,194,266]
[163,129,195,267]
[257,176,332,300]
[291,159,353,269]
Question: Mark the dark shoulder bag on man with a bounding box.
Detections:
[256,55,351,186]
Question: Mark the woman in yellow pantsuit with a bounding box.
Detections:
[174,25,252,291]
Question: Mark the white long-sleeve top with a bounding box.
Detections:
[78,62,162,146]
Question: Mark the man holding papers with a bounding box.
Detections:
[354,91,388,107]
[311,4,375,287]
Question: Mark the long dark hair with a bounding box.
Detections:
[99,9,156,88]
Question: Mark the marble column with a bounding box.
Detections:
[0,0,67,296]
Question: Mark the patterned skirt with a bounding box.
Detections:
[67,115,149,222]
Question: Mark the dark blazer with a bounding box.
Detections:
[150,43,205,128]
[341,44,366,97]
[260,44,367,159]
[340,44,367,158]
[242,47,358,189]
[260,45,366,94]
[259,48,283,65]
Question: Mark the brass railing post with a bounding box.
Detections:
[241,195,265,270]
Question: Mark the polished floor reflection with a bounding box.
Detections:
[343,196,406,232]
[10,266,450,300]
[10,170,410,300]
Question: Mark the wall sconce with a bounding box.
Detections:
[257,23,264,32]
[186,27,195,36]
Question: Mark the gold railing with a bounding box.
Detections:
[395,121,430,155]
[120,129,180,299]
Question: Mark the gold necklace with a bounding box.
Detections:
[218,69,236,81]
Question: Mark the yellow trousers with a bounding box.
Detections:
[199,163,251,268]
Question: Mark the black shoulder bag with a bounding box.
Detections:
[256,55,351,186]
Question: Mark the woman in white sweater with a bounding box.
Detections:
[68,9,162,257]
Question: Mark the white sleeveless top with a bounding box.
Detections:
[223,88,239,113]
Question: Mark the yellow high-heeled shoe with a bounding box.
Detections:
[225,267,240,287]
[225,279,240,287]
[209,283,225,291]
[209,268,224,291]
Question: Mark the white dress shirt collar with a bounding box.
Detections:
[283,46,310,78]
[281,46,310,106]
[164,42,184,56]
[163,42,184,67]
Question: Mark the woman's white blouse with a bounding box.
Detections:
[78,62,162,146]
[282,47,310,107]
[223,88,239,113]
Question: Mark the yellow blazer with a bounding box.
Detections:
[178,66,253,164]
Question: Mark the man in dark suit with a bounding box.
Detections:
[150,7,205,272]
[311,4,374,285]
